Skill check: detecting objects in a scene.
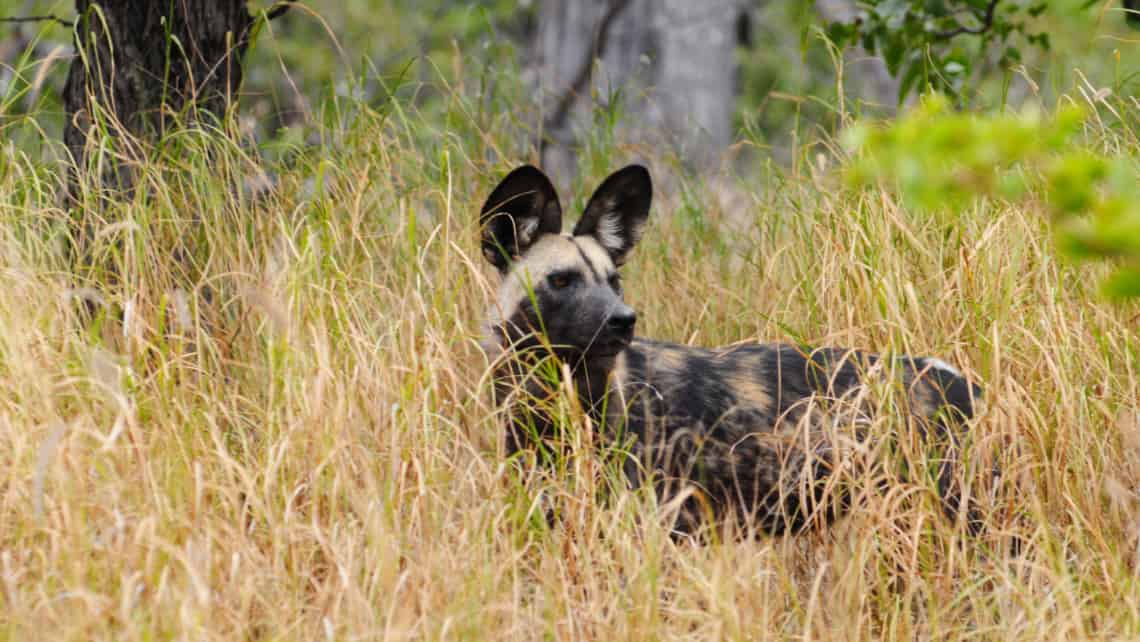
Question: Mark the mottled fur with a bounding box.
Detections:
[480,165,983,536]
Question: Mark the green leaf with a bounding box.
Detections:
[1101,267,1140,300]
[898,61,925,106]
[884,39,906,74]
[942,61,965,76]
[826,21,856,46]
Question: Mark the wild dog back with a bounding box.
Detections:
[478,163,983,536]
[611,339,982,534]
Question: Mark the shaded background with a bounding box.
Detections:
[2,0,1136,183]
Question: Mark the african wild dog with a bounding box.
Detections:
[480,164,984,536]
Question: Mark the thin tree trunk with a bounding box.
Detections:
[538,0,649,185]
[653,0,740,166]
[536,0,744,180]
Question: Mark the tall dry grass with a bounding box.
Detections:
[1,69,1138,640]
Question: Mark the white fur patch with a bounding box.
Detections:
[517,216,541,246]
[595,211,624,253]
[924,357,961,377]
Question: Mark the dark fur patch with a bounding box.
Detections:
[500,336,982,536]
[569,237,603,282]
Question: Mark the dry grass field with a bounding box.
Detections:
[1,72,1139,639]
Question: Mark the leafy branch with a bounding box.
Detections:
[815,0,1052,104]
[0,14,74,27]
[933,0,1001,38]
[844,95,1140,299]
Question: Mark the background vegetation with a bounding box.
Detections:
[0,1,1138,639]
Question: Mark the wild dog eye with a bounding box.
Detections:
[547,271,578,289]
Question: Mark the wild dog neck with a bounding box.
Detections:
[571,349,626,411]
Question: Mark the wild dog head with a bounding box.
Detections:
[480,165,652,367]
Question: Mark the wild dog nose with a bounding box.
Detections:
[607,307,637,334]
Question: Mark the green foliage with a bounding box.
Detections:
[816,0,1052,103]
[844,94,1140,299]
[734,2,848,155]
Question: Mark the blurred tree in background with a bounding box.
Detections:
[536,0,744,183]
[1,0,1137,174]
[815,0,1054,104]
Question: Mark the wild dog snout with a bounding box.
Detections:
[606,304,636,337]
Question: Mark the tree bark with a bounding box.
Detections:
[537,0,648,183]
[652,0,740,166]
[63,0,255,193]
[536,0,744,181]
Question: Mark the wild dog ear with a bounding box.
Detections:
[572,165,652,265]
[479,165,563,271]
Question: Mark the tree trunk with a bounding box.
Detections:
[536,0,744,181]
[652,0,740,166]
[63,0,255,194]
[535,0,597,183]
[537,0,650,184]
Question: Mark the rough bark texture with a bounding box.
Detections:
[537,0,743,181]
[63,0,254,190]
[652,1,739,165]
[537,0,625,183]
